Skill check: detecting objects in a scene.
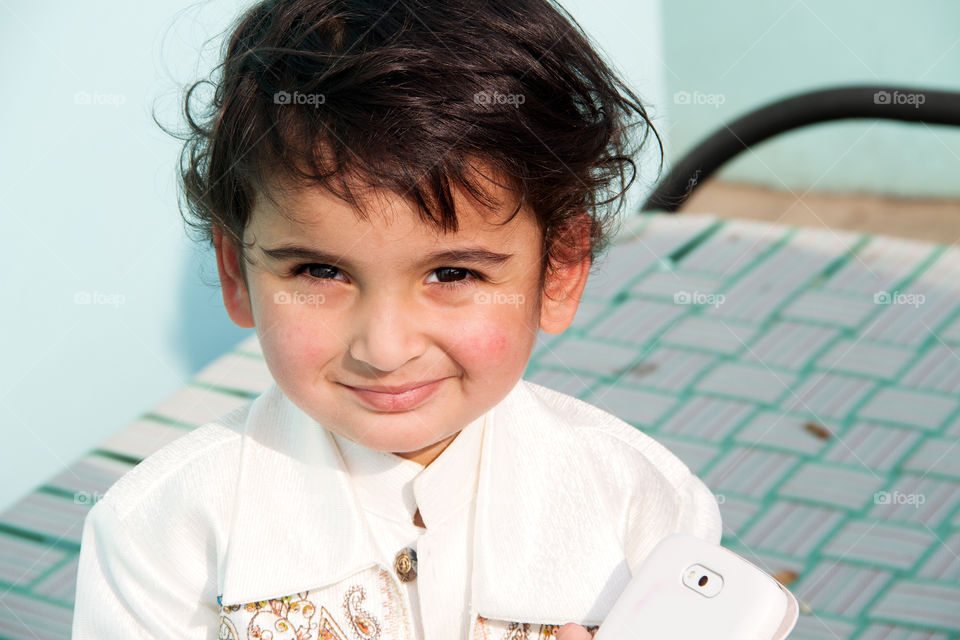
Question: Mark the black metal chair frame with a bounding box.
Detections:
[641,85,960,213]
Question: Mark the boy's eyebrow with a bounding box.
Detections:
[259,244,514,268]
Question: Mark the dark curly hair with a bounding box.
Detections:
[166,0,662,296]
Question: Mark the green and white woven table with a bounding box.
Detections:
[2,212,958,639]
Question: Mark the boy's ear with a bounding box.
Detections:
[539,212,592,335]
[212,225,256,329]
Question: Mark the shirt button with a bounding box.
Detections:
[394,547,418,582]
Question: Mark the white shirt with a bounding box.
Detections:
[71,377,722,639]
[330,411,485,640]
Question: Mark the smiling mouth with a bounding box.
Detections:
[341,379,445,412]
[344,380,443,394]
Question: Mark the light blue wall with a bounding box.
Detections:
[0,1,254,513]
[560,0,667,216]
[662,1,960,198]
[0,0,666,513]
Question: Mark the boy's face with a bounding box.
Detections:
[214,173,590,467]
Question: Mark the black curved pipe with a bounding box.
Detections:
[641,85,960,213]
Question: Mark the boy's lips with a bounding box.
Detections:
[340,379,446,412]
[343,379,444,393]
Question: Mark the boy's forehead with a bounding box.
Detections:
[250,176,533,243]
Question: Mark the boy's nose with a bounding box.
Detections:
[347,298,428,372]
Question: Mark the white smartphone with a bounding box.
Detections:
[593,532,799,640]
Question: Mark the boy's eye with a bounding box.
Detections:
[292,264,481,289]
[298,264,345,281]
[425,267,478,286]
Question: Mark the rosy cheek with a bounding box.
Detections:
[260,313,323,366]
[473,328,508,359]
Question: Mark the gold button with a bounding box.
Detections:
[394,547,418,582]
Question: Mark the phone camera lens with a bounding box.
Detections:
[698,575,708,587]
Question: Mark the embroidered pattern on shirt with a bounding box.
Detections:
[471,615,562,640]
[343,585,381,639]
[218,565,413,640]
[472,616,600,640]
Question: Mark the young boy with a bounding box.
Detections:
[71,1,722,638]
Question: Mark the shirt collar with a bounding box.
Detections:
[415,411,485,528]
[330,412,486,529]
[330,431,422,525]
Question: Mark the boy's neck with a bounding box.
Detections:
[413,507,426,528]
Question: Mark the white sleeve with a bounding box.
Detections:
[620,468,724,577]
[71,500,220,639]
[674,473,723,544]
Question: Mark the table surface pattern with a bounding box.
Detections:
[2,212,959,639]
